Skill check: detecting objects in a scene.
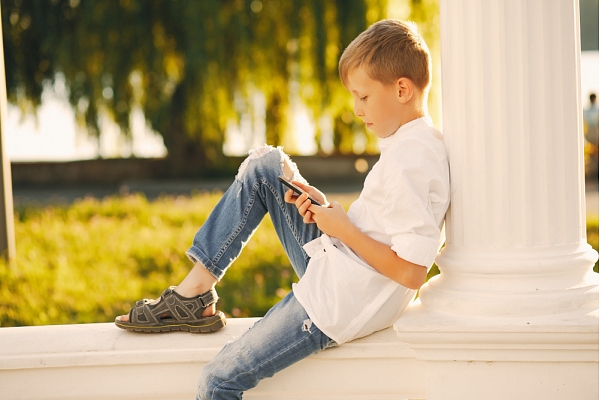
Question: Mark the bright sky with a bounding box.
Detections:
[5,87,167,161]
[4,52,599,161]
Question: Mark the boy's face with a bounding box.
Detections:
[346,67,404,138]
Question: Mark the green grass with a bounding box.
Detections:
[0,192,597,327]
[1,192,301,326]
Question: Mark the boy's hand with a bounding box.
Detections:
[308,201,354,240]
[284,181,328,223]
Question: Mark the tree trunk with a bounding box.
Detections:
[160,83,208,178]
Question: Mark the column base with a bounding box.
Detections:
[394,300,599,400]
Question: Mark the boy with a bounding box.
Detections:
[115,19,449,399]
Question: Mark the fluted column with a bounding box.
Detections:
[394,1,598,399]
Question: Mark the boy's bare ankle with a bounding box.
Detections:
[174,262,218,298]
[174,282,215,298]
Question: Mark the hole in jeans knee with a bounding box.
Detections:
[235,145,280,180]
[281,152,305,183]
[282,156,296,181]
[234,145,303,184]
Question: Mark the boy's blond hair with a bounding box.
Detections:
[339,20,431,92]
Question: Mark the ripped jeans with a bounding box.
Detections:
[187,146,336,400]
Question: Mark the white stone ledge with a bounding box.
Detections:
[0,319,426,400]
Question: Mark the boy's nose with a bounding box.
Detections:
[354,102,364,117]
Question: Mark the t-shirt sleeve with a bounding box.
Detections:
[381,138,448,268]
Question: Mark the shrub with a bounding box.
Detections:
[0,193,597,327]
[1,192,300,326]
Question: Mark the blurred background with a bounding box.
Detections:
[0,0,597,326]
[2,0,598,187]
[3,0,442,171]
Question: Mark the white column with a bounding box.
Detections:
[394,1,599,399]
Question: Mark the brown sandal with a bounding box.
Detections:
[115,286,226,333]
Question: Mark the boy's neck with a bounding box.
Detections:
[399,95,428,128]
[400,109,427,126]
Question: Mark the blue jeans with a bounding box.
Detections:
[188,146,337,400]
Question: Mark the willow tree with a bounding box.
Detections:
[2,0,440,175]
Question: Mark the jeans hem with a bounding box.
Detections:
[186,247,224,281]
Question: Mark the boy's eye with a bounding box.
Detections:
[360,96,367,101]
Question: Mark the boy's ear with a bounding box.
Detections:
[396,77,413,104]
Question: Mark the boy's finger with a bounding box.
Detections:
[308,204,322,214]
[303,210,313,224]
[294,192,308,209]
[284,189,296,203]
[298,197,311,216]
[328,200,341,209]
[292,180,310,191]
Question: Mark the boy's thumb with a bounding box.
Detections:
[328,200,341,209]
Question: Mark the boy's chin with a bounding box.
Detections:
[369,123,402,139]
[374,129,396,139]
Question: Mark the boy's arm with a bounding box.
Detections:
[286,186,427,290]
[307,199,427,290]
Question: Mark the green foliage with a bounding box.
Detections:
[0,194,597,327]
[1,0,383,167]
[1,0,443,172]
[0,192,357,326]
[0,192,287,326]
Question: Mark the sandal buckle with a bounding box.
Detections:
[198,289,218,308]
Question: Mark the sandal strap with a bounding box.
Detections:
[161,286,218,308]
[129,287,219,326]
[197,288,219,308]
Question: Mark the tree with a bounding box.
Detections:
[1,0,440,176]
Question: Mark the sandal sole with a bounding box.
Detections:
[115,311,226,333]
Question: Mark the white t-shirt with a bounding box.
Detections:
[293,117,450,344]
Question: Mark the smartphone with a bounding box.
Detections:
[278,176,322,206]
